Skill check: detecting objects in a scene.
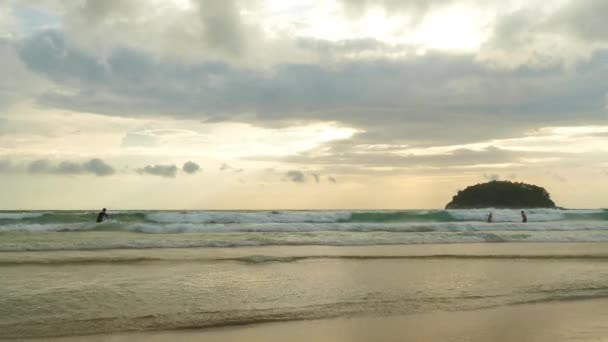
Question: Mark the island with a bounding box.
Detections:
[445,180,557,209]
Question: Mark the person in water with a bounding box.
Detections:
[487,212,493,223]
[521,210,527,223]
[96,208,109,223]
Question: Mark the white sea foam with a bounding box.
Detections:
[2,229,608,251]
[2,221,607,234]
[145,211,352,224]
[1,209,605,225]
[1,209,607,251]
[0,212,46,220]
[145,209,605,224]
[447,208,603,222]
[127,221,608,234]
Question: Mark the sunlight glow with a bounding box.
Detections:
[404,6,489,51]
[291,2,488,53]
[171,0,193,11]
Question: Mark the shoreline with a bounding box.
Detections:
[1,241,607,260]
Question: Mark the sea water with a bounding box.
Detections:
[1,209,608,250]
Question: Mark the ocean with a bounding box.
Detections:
[1,209,608,339]
[1,208,608,250]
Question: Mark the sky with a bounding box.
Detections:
[0,0,607,209]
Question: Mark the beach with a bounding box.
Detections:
[50,298,608,342]
[5,1,608,339]
[2,241,608,340]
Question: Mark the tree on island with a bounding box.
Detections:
[445,180,556,209]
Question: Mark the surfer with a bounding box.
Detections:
[487,212,493,223]
[521,210,527,223]
[96,208,109,223]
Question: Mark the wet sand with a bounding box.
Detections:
[50,298,608,342]
[2,243,608,341]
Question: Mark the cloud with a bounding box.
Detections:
[0,43,50,111]
[16,29,608,149]
[15,30,607,148]
[84,158,115,176]
[220,163,244,172]
[56,161,83,174]
[478,1,608,68]
[121,132,160,148]
[26,0,282,66]
[0,159,11,172]
[137,164,178,178]
[280,141,525,169]
[546,171,567,183]
[182,161,200,174]
[340,0,455,23]
[338,1,608,68]
[27,159,52,173]
[195,0,247,57]
[272,123,608,174]
[286,170,306,183]
[546,0,608,44]
[5,2,608,177]
[10,0,608,71]
[26,158,115,176]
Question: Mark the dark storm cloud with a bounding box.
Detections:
[137,164,178,178]
[26,158,115,176]
[182,161,200,174]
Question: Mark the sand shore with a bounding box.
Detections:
[2,243,607,341]
[47,298,608,342]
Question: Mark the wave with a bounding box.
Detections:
[1,209,607,250]
[0,211,146,225]
[0,212,46,220]
[2,230,608,251]
[1,209,606,226]
[2,220,608,234]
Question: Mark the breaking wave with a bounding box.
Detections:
[1,208,606,226]
[1,209,607,250]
